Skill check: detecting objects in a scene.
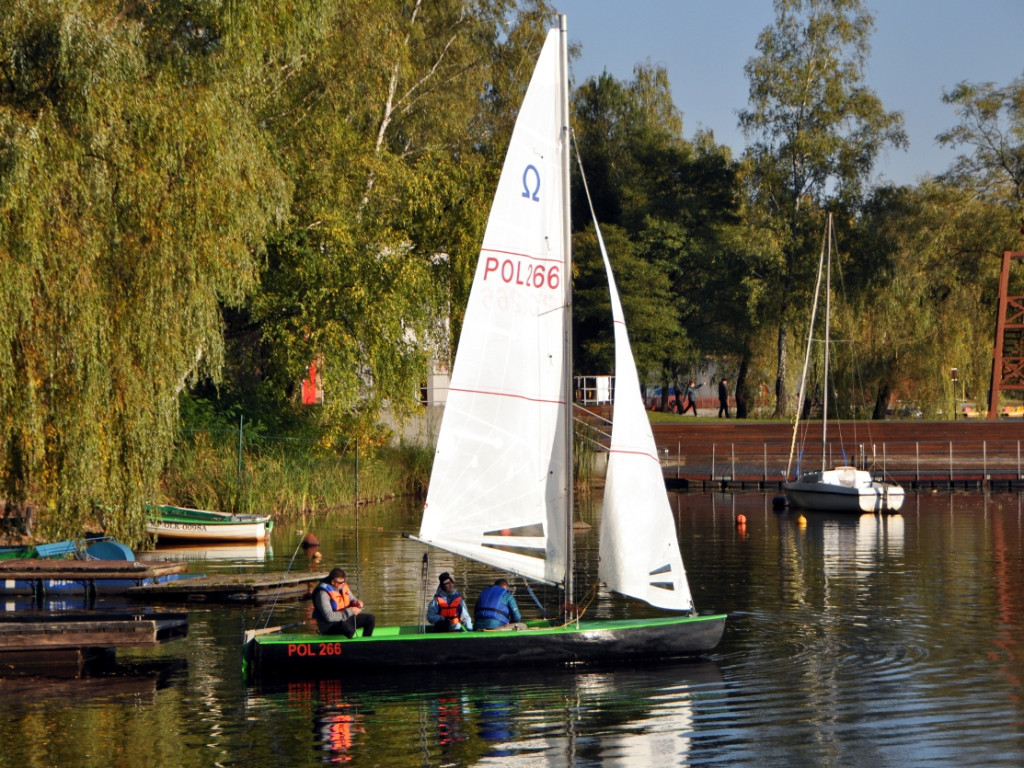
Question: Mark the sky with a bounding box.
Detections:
[554,0,1024,186]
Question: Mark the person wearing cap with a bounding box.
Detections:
[312,567,375,638]
[427,572,473,632]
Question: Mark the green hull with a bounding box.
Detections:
[244,613,726,682]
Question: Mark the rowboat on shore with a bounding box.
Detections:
[146,505,273,543]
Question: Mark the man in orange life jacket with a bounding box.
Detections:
[427,572,473,632]
[312,568,375,638]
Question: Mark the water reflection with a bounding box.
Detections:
[138,542,272,564]
[246,661,723,766]
[8,491,1024,767]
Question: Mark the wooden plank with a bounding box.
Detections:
[0,611,188,651]
[127,571,325,603]
[0,560,188,580]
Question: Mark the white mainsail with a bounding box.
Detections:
[418,28,568,585]
[595,225,695,611]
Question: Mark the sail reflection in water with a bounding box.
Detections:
[247,662,722,766]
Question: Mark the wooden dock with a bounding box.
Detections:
[127,571,326,603]
[649,420,1024,492]
[0,610,188,677]
[0,559,189,600]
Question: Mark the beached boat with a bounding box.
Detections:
[0,538,188,598]
[146,505,273,542]
[0,539,82,561]
[783,215,904,513]
[243,17,725,680]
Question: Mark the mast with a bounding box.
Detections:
[558,14,575,617]
[785,222,828,478]
[821,213,832,472]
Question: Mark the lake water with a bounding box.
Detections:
[3,490,1024,767]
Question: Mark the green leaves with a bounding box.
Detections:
[938,76,1024,211]
[0,1,290,543]
[571,66,744,392]
[739,0,907,416]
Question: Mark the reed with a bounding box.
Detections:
[162,431,434,519]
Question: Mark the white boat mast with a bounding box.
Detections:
[557,14,575,616]
[821,213,832,472]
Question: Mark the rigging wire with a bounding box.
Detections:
[256,530,307,631]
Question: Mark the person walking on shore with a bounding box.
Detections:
[681,380,698,416]
[718,378,730,419]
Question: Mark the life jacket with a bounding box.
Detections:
[475,584,511,624]
[314,581,353,621]
[436,593,463,621]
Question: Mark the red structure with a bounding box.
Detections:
[989,249,1024,419]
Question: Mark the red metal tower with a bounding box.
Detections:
[988,248,1024,419]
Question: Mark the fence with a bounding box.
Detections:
[657,436,1024,492]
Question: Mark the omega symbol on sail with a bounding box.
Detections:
[521,164,541,201]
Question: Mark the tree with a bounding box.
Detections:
[221,1,559,444]
[572,67,743,401]
[738,0,907,418]
[0,2,304,543]
[839,182,1014,418]
[937,75,1024,215]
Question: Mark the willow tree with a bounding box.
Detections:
[0,1,305,543]
[738,0,907,418]
[839,183,1015,418]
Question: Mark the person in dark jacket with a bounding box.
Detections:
[474,578,523,630]
[312,568,375,638]
[718,378,730,418]
[427,572,473,631]
[681,380,699,416]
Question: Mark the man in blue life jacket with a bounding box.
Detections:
[312,568,375,638]
[474,578,523,630]
[427,572,473,631]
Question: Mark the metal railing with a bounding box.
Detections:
[657,438,1024,490]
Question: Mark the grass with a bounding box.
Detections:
[161,432,434,519]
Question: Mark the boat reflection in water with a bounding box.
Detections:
[248,661,723,766]
[138,542,271,565]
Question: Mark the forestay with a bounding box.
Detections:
[593,227,695,611]
[417,29,569,586]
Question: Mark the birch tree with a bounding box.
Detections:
[738,0,906,417]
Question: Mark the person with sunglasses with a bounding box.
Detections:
[312,567,375,638]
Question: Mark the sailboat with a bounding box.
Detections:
[243,17,725,680]
[782,215,905,514]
